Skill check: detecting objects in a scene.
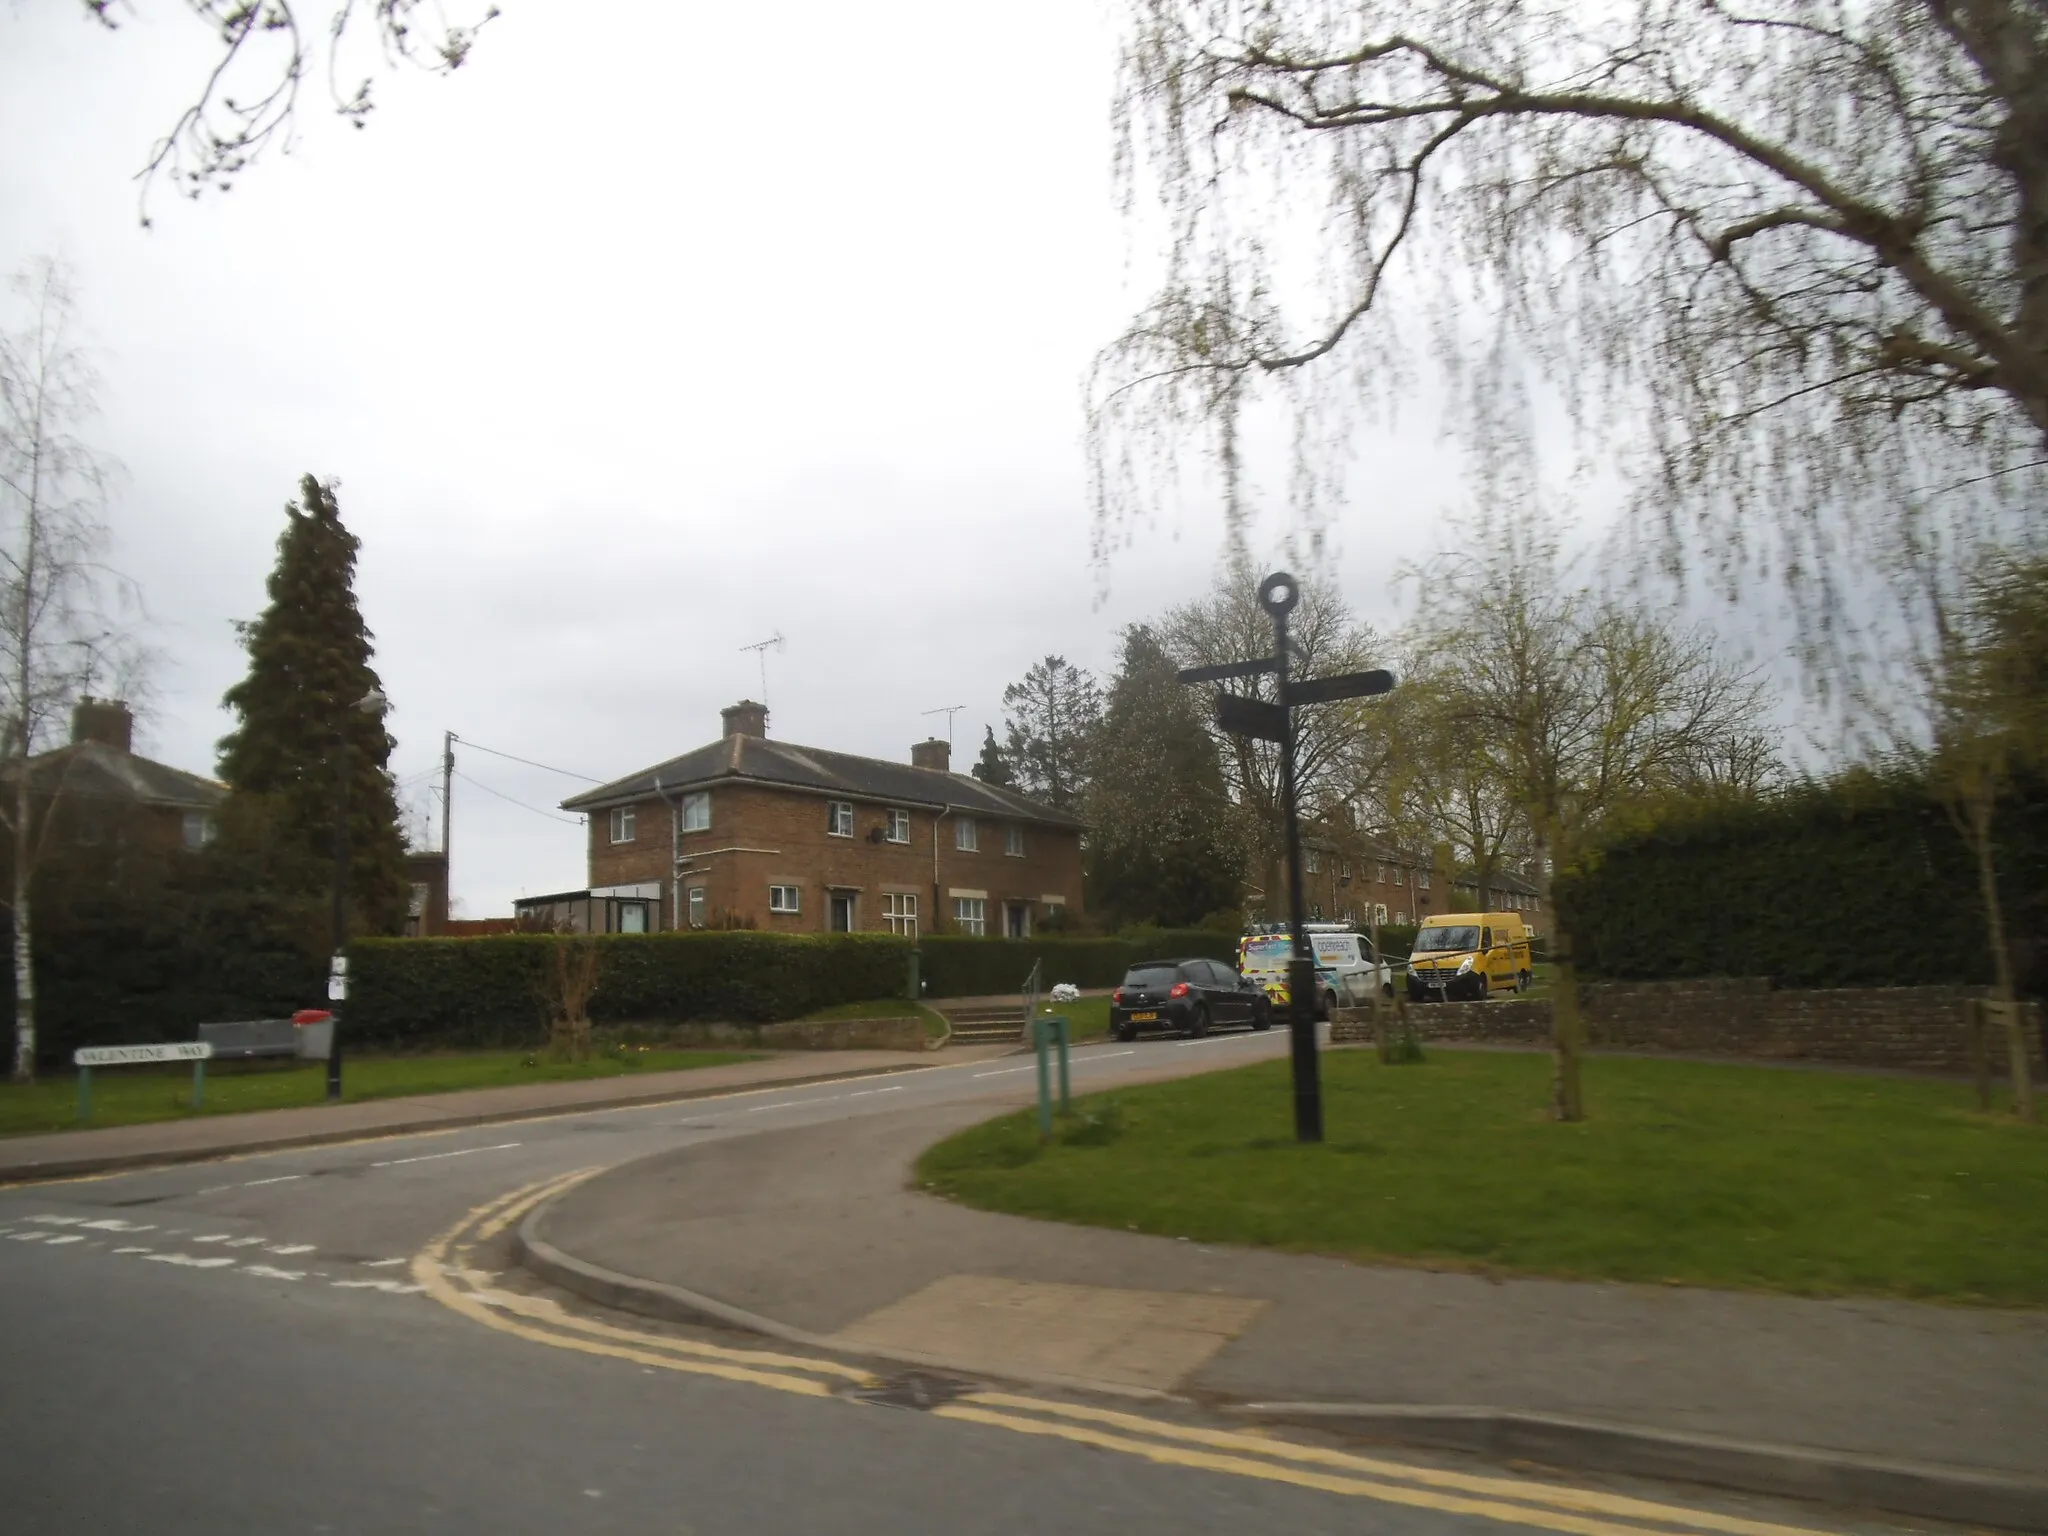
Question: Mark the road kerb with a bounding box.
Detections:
[513,1157,2048,1534]
[0,1060,942,1186]
[1226,1403,2048,1534]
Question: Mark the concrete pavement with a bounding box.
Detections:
[521,1088,2048,1529]
[0,1046,998,1183]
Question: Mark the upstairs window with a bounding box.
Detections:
[1417,869,1430,890]
[827,801,854,838]
[610,806,637,843]
[1304,847,1321,874]
[681,793,711,832]
[955,817,978,852]
[886,809,912,844]
[1004,825,1024,857]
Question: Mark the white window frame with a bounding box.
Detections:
[182,811,217,850]
[1374,903,1389,925]
[827,800,854,838]
[1417,869,1431,890]
[1004,824,1024,858]
[681,793,711,832]
[952,896,986,936]
[1392,866,1405,886]
[688,887,707,927]
[884,891,918,937]
[886,809,912,844]
[955,816,978,852]
[769,884,800,915]
[610,805,637,843]
[1304,847,1321,874]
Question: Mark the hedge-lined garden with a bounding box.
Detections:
[1554,775,2048,990]
[345,931,912,1050]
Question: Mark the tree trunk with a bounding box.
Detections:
[1550,942,1586,1122]
[11,764,32,1084]
[1967,787,2034,1121]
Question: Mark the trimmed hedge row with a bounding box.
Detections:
[919,929,1242,996]
[1553,776,2048,990]
[346,931,911,1050]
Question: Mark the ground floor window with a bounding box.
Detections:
[952,896,985,936]
[769,884,800,914]
[617,902,648,933]
[688,887,707,927]
[884,892,918,937]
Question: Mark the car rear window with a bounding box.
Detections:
[1122,965,1183,989]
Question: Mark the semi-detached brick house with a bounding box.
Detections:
[556,701,1085,937]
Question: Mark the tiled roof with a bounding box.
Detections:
[5,741,224,811]
[561,734,1086,829]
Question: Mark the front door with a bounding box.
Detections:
[829,893,855,933]
[1005,902,1030,938]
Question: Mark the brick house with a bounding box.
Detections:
[553,701,1085,937]
[0,699,225,903]
[1290,833,1549,934]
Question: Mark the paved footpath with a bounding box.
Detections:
[527,1074,2048,1522]
[0,1047,998,1183]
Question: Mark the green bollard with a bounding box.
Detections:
[1034,1015,1053,1141]
[77,1066,92,1125]
[192,1058,206,1110]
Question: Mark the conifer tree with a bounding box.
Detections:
[217,475,406,938]
[970,726,1015,788]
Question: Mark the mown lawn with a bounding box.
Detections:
[1,1046,760,1138]
[917,1049,2048,1305]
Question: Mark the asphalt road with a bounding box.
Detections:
[0,1031,1923,1536]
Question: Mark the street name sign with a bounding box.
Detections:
[74,1042,213,1067]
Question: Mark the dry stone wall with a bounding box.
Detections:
[1332,979,2045,1075]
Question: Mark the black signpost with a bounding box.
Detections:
[1177,572,1395,1144]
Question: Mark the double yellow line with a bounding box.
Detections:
[418,1178,1850,1536]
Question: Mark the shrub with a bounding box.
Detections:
[919,930,1238,996]
[1554,773,2048,990]
[346,931,911,1050]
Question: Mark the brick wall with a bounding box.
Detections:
[1332,979,2047,1075]
[584,781,1083,935]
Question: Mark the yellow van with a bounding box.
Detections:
[1405,912,1534,1002]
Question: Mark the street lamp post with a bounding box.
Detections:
[1176,572,1394,1145]
[327,688,387,1103]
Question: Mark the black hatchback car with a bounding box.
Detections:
[1110,958,1273,1041]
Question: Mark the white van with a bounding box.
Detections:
[1237,924,1395,1016]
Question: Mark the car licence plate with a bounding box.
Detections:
[1129,1011,1158,1022]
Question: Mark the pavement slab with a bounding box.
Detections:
[533,1098,2048,1482]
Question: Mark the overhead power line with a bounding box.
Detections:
[453,768,584,825]
[450,735,603,784]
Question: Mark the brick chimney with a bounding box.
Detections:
[911,737,951,772]
[72,698,133,754]
[721,700,769,740]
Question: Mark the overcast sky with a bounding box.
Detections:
[3,2,1661,916]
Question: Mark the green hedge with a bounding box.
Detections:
[345,931,912,1050]
[1553,775,2048,990]
[919,930,1241,997]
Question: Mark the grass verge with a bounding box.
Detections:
[916,1049,2048,1305]
[1,1045,761,1138]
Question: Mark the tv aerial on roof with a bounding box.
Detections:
[921,704,965,746]
[740,632,785,703]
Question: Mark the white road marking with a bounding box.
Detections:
[266,1243,316,1256]
[240,1174,305,1187]
[845,1086,904,1098]
[190,1234,235,1244]
[146,1253,236,1269]
[370,1141,521,1168]
[1173,1033,1262,1048]
[332,1278,423,1293]
[112,1246,152,1254]
[225,1237,267,1248]
[8,1231,51,1242]
[1080,1050,1137,1063]
[361,1257,407,1268]
[241,1264,306,1281]
[973,1065,1037,1078]
[195,1185,236,1195]
[41,1234,85,1246]
[27,1214,85,1226]
[79,1218,152,1232]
